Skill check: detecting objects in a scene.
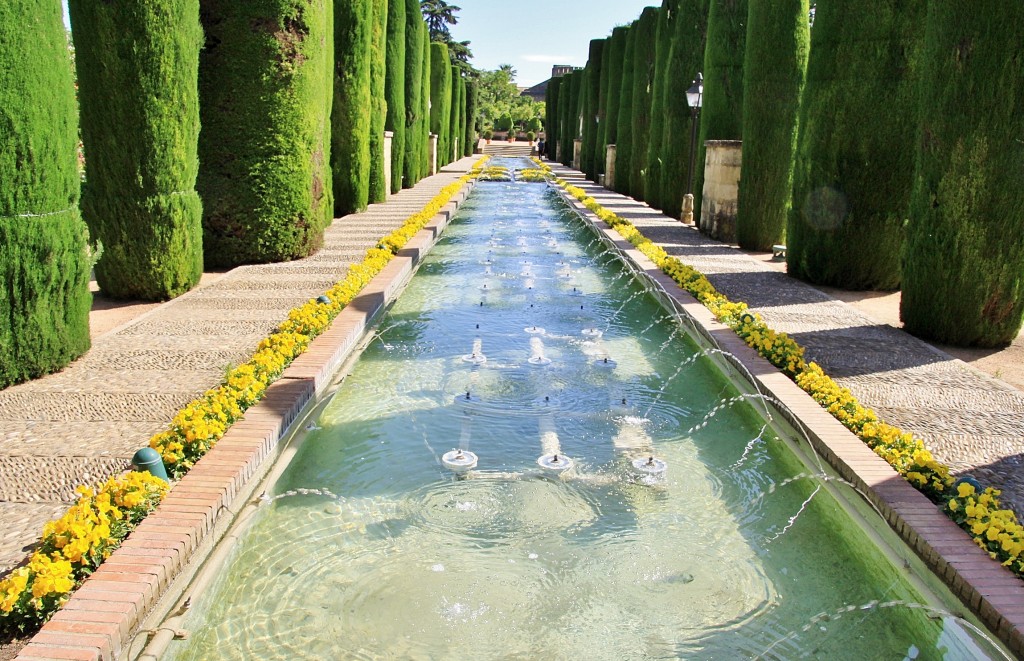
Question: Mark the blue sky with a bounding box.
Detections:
[62,0,656,87]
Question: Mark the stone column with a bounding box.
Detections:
[384,131,394,197]
[452,137,459,163]
[605,144,617,190]
[699,140,742,243]
[428,133,438,176]
[572,139,583,170]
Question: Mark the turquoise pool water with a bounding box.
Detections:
[169,165,1000,660]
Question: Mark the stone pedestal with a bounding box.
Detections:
[573,139,583,170]
[605,144,617,189]
[384,131,394,196]
[700,140,742,242]
[452,137,460,163]
[681,194,694,225]
[428,133,438,175]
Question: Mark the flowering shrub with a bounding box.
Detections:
[476,166,512,182]
[0,472,167,632]
[552,175,1022,580]
[0,158,489,634]
[517,168,550,183]
[946,482,1024,574]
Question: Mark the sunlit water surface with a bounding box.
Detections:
[170,162,998,660]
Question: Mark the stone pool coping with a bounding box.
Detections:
[14,183,476,661]
[551,183,1024,658]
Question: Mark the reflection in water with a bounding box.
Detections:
[170,163,1002,660]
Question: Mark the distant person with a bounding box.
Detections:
[537,138,546,158]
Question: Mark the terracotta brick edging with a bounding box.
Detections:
[553,184,1024,658]
[16,183,476,661]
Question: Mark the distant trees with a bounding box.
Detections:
[332,0,373,215]
[421,0,460,43]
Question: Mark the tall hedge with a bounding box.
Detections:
[545,76,562,160]
[559,71,577,167]
[420,29,432,171]
[602,27,629,170]
[367,0,388,203]
[72,0,203,298]
[901,3,1024,346]
[695,0,746,225]
[645,1,675,210]
[581,39,604,180]
[735,0,809,250]
[331,0,373,215]
[198,0,333,267]
[787,0,923,289]
[429,42,452,168]
[659,0,710,219]
[464,80,478,156]
[614,25,637,195]
[0,0,91,388]
[449,66,463,161]
[384,0,406,192]
[596,32,616,176]
[629,7,660,200]
[457,75,468,159]
[403,0,424,187]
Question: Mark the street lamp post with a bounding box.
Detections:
[682,72,703,225]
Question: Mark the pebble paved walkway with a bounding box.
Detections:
[0,157,479,575]
[549,163,1024,519]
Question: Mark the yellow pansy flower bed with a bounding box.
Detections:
[0,157,488,633]
[546,166,1022,579]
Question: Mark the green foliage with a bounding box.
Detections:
[629,7,659,199]
[493,114,513,132]
[602,27,628,164]
[901,2,1024,346]
[659,0,710,218]
[332,0,373,215]
[420,0,459,43]
[368,0,389,203]
[449,65,463,160]
[72,0,203,298]
[429,42,452,166]
[464,80,478,156]
[735,0,809,250]
[420,25,432,172]
[581,39,604,180]
[563,71,583,167]
[645,1,675,210]
[788,0,922,289]
[453,70,466,159]
[526,116,542,133]
[695,0,746,223]
[198,0,334,267]
[614,22,637,194]
[545,76,562,159]
[385,0,407,192]
[403,0,425,187]
[0,0,91,388]
[475,65,542,131]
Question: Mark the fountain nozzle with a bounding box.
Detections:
[466,391,471,400]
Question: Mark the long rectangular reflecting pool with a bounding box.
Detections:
[167,161,1005,660]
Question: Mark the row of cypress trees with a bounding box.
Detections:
[546,0,1023,346]
[3,0,477,388]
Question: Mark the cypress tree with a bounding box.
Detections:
[571,70,585,167]
[71,0,203,298]
[629,7,660,200]
[420,27,432,172]
[660,0,710,219]
[0,0,91,388]
[464,80,478,156]
[901,3,1024,346]
[614,23,638,195]
[198,0,334,267]
[603,27,629,173]
[735,0,809,250]
[403,0,424,187]
[457,75,468,159]
[545,76,562,160]
[695,0,746,224]
[559,71,575,166]
[449,66,462,162]
[581,40,605,180]
[368,0,388,203]
[331,0,373,215]
[788,0,923,289]
[384,0,406,192]
[596,33,615,177]
[429,42,452,168]
[645,1,675,210]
